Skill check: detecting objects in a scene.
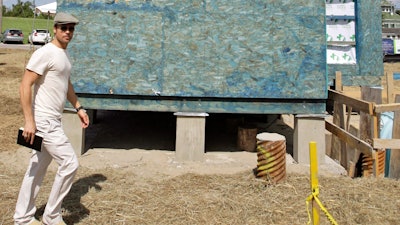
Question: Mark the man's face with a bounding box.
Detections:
[53,23,76,44]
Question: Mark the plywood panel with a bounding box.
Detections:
[60,0,326,100]
[327,0,383,86]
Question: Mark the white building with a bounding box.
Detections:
[382,0,400,38]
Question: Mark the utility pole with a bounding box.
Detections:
[32,0,36,29]
[0,0,3,33]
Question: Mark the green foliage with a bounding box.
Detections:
[2,17,54,44]
[2,0,54,19]
[3,0,34,17]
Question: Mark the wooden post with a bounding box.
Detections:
[334,71,343,92]
[330,71,346,168]
[386,72,394,104]
[237,125,258,152]
[347,125,360,178]
[389,95,400,178]
[360,86,382,177]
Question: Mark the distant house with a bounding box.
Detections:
[382,0,400,38]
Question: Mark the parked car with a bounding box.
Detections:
[0,29,24,44]
[28,29,51,45]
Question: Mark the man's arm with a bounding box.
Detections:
[20,69,40,144]
[67,79,89,128]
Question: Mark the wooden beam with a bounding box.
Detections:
[373,139,400,149]
[347,125,361,178]
[360,86,382,177]
[335,71,343,91]
[374,103,400,113]
[389,95,400,178]
[333,71,347,168]
[331,95,346,166]
[328,89,374,115]
[325,121,375,158]
[386,71,394,104]
[361,86,382,139]
[346,106,352,131]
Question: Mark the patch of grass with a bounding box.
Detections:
[2,17,54,44]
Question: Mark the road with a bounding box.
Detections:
[0,43,40,50]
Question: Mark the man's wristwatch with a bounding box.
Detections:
[75,106,86,113]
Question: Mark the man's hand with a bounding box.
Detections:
[23,122,37,145]
[77,110,89,128]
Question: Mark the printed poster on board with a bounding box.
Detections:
[327,45,356,64]
[326,0,355,16]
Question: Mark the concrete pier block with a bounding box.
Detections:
[174,112,208,162]
[294,114,326,165]
[62,109,86,156]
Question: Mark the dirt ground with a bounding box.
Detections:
[1,47,400,225]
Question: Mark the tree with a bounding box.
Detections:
[4,0,34,17]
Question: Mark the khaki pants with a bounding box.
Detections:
[14,118,79,225]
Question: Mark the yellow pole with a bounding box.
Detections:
[310,141,320,225]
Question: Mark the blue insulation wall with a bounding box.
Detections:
[59,0,328,113]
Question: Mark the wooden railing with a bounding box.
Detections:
[326,71,400,178]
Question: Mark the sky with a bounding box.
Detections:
[390,0,400,8]
[3,0,55,8]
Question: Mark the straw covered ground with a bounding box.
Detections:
[1,162,400,225]
[1,48,400,225]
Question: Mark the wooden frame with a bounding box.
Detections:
[327,72,400,177]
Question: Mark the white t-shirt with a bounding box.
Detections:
[26,43,72,119]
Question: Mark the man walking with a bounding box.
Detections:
[14,12,89,225]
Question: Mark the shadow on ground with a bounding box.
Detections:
[84,110,294,155]
[35,174,107,225]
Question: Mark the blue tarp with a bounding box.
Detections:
[393,73,400,80]
[380,112,394,177]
